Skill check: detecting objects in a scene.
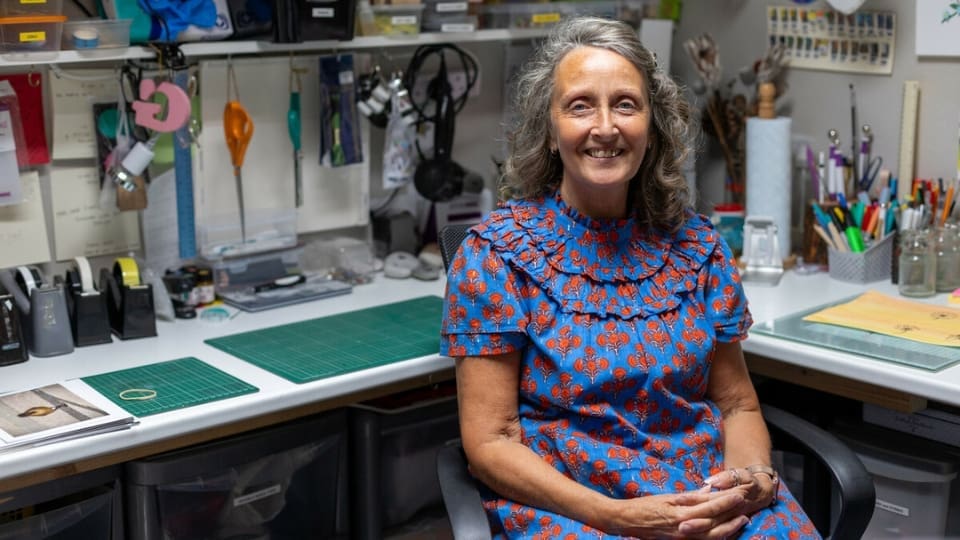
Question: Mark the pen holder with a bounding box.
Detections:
[100,268,157,340]
[827,233,894,283]
[802,200,839,265]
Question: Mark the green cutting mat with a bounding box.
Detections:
[82,357,259,417]
[205,296,444,384]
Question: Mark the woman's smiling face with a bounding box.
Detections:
[550,46,651,217]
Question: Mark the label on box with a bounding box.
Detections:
[19,31,46,43]
[312,7,335,18]
[21,0,48,4]
[436,2,468,12]
[441,23,475,32]
[531,12,561,24]
[339,70,353,85]
[391,15,418,25]
[875,499,909,517]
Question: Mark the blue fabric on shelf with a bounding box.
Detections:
[138,0,217,41]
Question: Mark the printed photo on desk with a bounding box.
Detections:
[0,379,136,452]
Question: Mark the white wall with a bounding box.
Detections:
[669,0,960,215]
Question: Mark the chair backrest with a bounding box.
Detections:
[438,224,473,271]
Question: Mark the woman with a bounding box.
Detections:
[440,16,820,539]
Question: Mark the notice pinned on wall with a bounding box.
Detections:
[48,69,118,160]
[0,171,51,267]
[50,166,140,261]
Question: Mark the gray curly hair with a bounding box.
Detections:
[501,16,694,231]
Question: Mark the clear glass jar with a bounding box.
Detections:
[898,229,936,297]
[934,223,960,292]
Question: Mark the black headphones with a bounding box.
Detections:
[403,44,478,202]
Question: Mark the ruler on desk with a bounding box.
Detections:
[897,80,920,202]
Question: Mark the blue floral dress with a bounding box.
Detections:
[440,193,820,539]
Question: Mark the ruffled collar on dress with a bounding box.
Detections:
[473,192,720,319]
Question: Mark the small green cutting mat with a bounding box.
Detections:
[82,357,259,417]
[204,296,444,384]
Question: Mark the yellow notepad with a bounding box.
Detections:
[803,290,960,347]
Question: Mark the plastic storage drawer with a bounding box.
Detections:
[0,0,64,17]
[0,466,124,539]
[836,422,959,539]
[0,15,66,55]
[124,410,349,540]
[61,19,132,51]
[349,384,460,536]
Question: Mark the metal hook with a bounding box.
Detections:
[27,67,40,87]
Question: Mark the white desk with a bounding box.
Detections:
[1,269,956,491]
[0,276,452,491]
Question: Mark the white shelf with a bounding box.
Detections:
[0,28,550,67]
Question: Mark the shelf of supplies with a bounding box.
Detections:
[0,28,551,67]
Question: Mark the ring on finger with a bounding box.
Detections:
[729,468,742,486]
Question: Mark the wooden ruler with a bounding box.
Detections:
[897,80,920,202]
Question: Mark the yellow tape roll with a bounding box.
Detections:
[114,257,141,287]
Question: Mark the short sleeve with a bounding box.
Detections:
[702,235,753,342]
[440,232,528,358]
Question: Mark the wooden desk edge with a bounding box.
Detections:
[745,353,927,413]
[0,367,455,493]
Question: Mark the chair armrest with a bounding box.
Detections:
[761,404,875,540]
[437,441,493,540]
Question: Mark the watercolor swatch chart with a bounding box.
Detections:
[766,5,896,75]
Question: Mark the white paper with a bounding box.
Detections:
[48,70,119,160]
[0,109,21,206]
[0,379,136,451]
[0,171,51,267]
[141,168,182,274]
[916,0,960,57]
[50,165,141,261]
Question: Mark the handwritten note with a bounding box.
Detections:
[0,171,51,267]
[48,70,118,160]
[50,166,140,260]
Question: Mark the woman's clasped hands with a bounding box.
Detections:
[610,467,778,539]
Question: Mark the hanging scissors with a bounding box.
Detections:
[288,60,305,207]
[856,124,881,192]
[224,62,254,242]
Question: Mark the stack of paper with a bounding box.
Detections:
[0,379,137,453]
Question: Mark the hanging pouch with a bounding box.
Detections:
[382,90,418,190]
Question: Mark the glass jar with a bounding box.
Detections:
[898,229,936,297]
[934,223,960,292]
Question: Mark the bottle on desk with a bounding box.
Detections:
[933,224,960,292]
[898,229,936,297]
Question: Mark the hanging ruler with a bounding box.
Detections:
[897,80,920,202]
[173,69,197,259]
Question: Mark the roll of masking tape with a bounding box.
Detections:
[16,266,38,296]
[114,257,141,287]
[74,256,95,293]
[72,28,100,49]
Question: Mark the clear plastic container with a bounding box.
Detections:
[0,0,64,17]
[933,223,960,292]
[369,4,424,37]
[61,19,132,51]
[898,228,936,297]
[0,15,66,55]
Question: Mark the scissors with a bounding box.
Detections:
[288,64,304,207]
[857,124,881,191]
[224,100,253,241]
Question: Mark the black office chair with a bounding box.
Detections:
[435,223,876,540]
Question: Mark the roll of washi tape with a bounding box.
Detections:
[16,266,38,296]
[74,256,95,293]
[114,257,141,287]
[72,27,100,49]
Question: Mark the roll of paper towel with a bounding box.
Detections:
[746,116,792,258]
